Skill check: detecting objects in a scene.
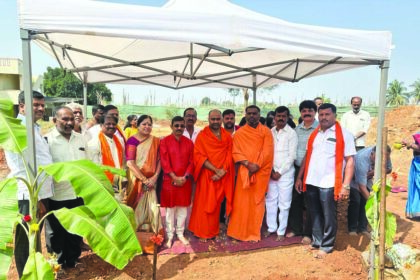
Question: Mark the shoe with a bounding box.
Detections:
[349,231,358,236]
[178,235,190,245]
[165,238,173,248]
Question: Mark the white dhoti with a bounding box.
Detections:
[165,206,188,239]
[265,176,294,235]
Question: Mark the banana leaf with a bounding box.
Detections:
[385,211,397,248]
[53,206,141,269]
[0,178,19,280]
[0,98,27,153]
[40,160,141,268]
[21,252,54,280]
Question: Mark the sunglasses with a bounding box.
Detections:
[174,124,185,128]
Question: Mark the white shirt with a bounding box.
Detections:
[183,126,201,143]
[45,128,87,201]
[305,125,356,188]
[87,133,121,169]
[271,125,298,179]
[340,109,371,147]
[85,123,101,142]
[5,114,54,200]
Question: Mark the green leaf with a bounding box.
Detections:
[365,194,378,231]
[99,165,127,177]
[53,206,141,269]
[0,98,27,154]
[0,178,19,280]
[21,252,54,280]
[385,211,397,248]
[40,160,141,268]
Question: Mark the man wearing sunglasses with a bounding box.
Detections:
[160,116,194,248]
[189,109,234,242]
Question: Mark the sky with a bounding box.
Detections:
[1,0,419,106]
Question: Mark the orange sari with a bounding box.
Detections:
[126,136,160,209]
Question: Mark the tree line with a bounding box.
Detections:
[386,79,420,106]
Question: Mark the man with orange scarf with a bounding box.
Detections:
[87,115,124,187]
[189,109,234,241]
[227,105,274,242]
[295,103,355,258]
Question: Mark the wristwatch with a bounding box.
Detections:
[343,184,350,190]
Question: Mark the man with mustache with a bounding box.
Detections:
[295,103,355,258]
[189,110,234,241]
[341,96,371,151]
[160,116,194,247]
[287,100,318,244]
[45,107,87,268]
[265,106,297,241]
[227,105,274,242]
[65,103,85,134]
[4,91,53,278]
[87,115,124,187]
[222,109,240,135]
[264,106,298,241]
[183,107,201,143]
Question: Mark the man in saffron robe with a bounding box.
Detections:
[295,103,355,258]
[227,105,274,242]
[160,116,194,247]
[87,115,124,187]
[189,109,234,241]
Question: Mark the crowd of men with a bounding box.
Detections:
[7,90,388,277]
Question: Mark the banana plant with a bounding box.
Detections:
[0,98,142,279]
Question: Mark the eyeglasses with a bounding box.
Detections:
[174,124,185,128]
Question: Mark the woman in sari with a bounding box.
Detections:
[403,133,420,219]
[126,115,162,232]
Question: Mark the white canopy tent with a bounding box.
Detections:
[17,0,391,188]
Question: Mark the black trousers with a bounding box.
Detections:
[45,197,83,267]
[15,200,46,279]
[347,187,368,232]
[306,184,337,253]
[288,165,312,237]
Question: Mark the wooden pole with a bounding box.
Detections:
[152,204,160,280]
[379,127,388,279]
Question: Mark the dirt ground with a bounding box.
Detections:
[2,105,420,279]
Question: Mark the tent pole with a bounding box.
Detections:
[252,74,257,105]
[369,60,389,280]
[20,29,36,177]
[83,72,88,118]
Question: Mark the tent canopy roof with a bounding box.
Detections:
[18,0,392,89]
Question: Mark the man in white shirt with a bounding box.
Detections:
[183,107,201,143]
[87,115,125,187]
[341,96,371,151]
[45,107,87,268]
[4,90,53,278]
[313,97,323,121]
[295,103,355,258]
[264,106,298,241]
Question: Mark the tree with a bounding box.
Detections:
[319,93,332,104]
[228,85,278,112]
[0,99,141,278]
[200,96,211,106]
[386,79,409,106]
[43,67,112,105]
[409,78,420,104]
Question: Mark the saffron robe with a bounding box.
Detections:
[188,127,234,239]
[159,134,194,208]
[227,123,274,241]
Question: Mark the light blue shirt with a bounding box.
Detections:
[5,114,53,200]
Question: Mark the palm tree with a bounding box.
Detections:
[410,78,420,104]
[386,79,409,106]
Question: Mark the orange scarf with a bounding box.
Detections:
[99,132,123,183]
[303,121,344,201]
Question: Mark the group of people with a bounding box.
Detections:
[7,90,419,278]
